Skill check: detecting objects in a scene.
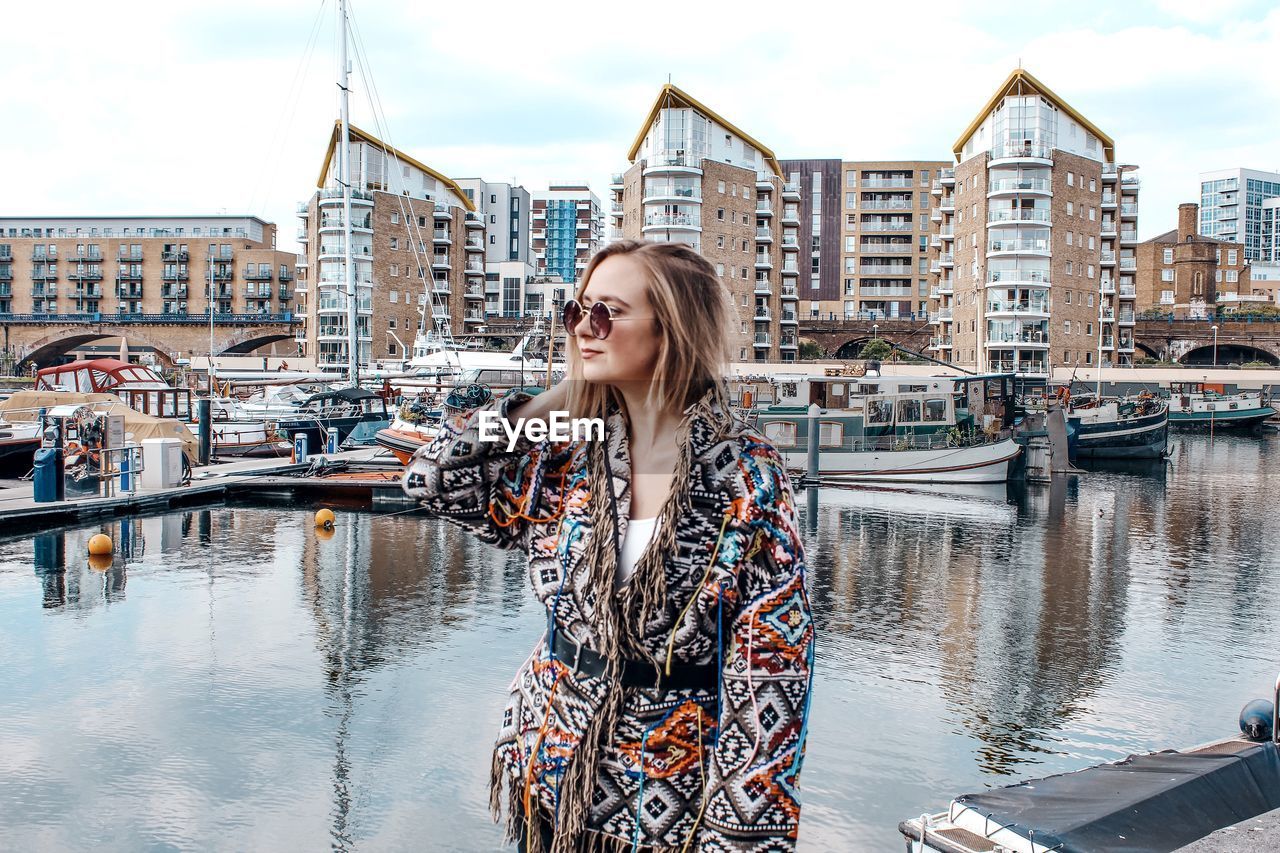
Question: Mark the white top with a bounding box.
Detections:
[616,516,659,587]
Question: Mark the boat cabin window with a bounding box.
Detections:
[867,398,893,425]
[818,421,843,447]
[762,420,797,447]
[923,398,949,423]
[896,398,922,423]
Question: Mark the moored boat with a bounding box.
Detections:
[1067,394,1169,460]
[746,370,1023,485]
[276,387,390,452]
[1165,382,1276,430]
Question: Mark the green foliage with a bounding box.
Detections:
[859,338,893,360]
[798,341,824,360]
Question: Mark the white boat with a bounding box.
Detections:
[742,369,1023,484]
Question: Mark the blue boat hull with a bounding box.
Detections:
[1168,406,1276,430]
[1071,408,1169,460]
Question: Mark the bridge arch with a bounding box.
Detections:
[219,330,299,355]
[1177,342,1280,366]
[16,328,184,371]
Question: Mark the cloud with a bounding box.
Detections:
[1,0,1278,253]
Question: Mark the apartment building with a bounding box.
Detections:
[928,69,1140,375]
[837,160,949,321]
[611,85,797,362]
[0,216,296,320]
[531,185,603,288]
[774,159,841,321]
[1136,203,1254,318]
[1199,167,1280,261]
[298,123,484,370]
[454,179,532,266]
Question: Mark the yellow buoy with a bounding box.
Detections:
[315,526,335,542]
[87,553,114,572]
[314,508,336,530]
[87,534,113,556]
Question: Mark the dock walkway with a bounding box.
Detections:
[0,447,406,534]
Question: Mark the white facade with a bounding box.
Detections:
[958,94,1107,164]
[455,179,531,266]
[1199,167,1280,261]
[0,216,273,242]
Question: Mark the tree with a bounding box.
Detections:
[798,341,824,360]
[859,338,893,360]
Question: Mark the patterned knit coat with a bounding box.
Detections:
[402,383,815,852]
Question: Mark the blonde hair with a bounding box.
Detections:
[563,240,732,421]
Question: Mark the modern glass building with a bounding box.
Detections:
[1199,168,1280,261]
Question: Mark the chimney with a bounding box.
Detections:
[1177,203,1199,243]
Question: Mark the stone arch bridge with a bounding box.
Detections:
[796,317,1280,366]
[1,313,303,371]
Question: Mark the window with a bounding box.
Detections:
[1065,320,1072,334]
[818,422,843,448]
[717,235,724,249]
[1087,294,1094,307]
[391,212,399,225]
[757,419,800,448]
[1161,269,1174,282]
[741,239,748,252]
[1160,289,1174,303]
[1228,249,1238,265]
[1163,248,1174,264]
[717,208,725,221]
[1086,322,1093,335]
[867,398,893,425]
[923,398,948,422]
[1087,265,1094,279]
[1067,173,1074,186]
[1088,207,1096,221]
[389,265,398,277]
[1088,236,1095,250]
[1226,269,1239,282]
[1066,261,1073,275]
[716,263,724,277]
[1066,291,1072,304]
[1067,232,1073,246]
[390,237,398,250]
[1089,179,1096,192]
[389,318,397,328]
[718,181,726,193]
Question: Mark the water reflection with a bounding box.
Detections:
[0,435,1277,851]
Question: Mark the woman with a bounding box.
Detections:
[403,240,815,852]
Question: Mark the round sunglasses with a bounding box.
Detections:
[561,299,654,340]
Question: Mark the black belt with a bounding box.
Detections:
[550,625,718,692]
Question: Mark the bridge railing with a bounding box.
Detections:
[0,312,301,325]
[1137,311,1280,325]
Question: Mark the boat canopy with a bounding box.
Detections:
[302,387,382,405]
[951,740,1280,853]
[35,359,170,393]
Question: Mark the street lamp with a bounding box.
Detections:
[1211,324,1219,367]
[873,323,879,340]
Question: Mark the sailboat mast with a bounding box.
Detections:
[208,250,215,393]
[338,0,357,386]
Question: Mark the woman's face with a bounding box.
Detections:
[572,255,661,384]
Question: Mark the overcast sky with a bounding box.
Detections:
[5,0,1279,257]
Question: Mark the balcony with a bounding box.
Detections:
[643,212,701,231]
[1100,251,1116,266]
[862,221,913,232]
[1119,283,1137,298]
[464,212,485,229]
[464,311,485,324]
[781,208,800,225]
[117,252,144,262]
[161,286,188,298]
[645,150,703,173]
[1101,192,1117,208]
[67,253,104,264]
[936,307,953,320]
[988,177,1052,196]
[779,336,798,349]
[206,270,233,282]
[1099,307,1115,320]
[862,177,914,188]
[780,263,799,276]
[610,173,624,187]
[432,280,452,295]
[754,307,772,321]
[754,254,773,270]
[989,141,1054,164]
[432,204,454,221]
[114,285,143,299]
[1119,312,1136,325]
[781,183,801,200]
[988,209,1051,225]
[756,202,774,217]
[464,285,484,299]
[780,311,798,325]
[938,280,954,294]
[31,252,58,262]
[1120,203,1138,218]
[938,196,956,212]
[780,284,797,300]
[985,330,1049,348]
[1101,337,1115,350]
[987,270,1051,286]
[431,254,451,269]
[937,225,955,239]
[780,235,799,249]
[68,270,104,282]
[860,242,914,254]
[162,250,190,262]
[1101,221,1117,236]
[754,278,771,294]
[162,269,189,281]
[931,336,953,349]
[1100,278,1116,294]
[643,185,701,202]
[432,229,452,244]
[862,198,914,210]
[988,238,1050,255]
[116,269,143,281]
[753,333,771,348]
[1119,258,1137,270]
[1120,230,1138,245]
[243,267,273,281]
[755,227,773,243]
[986,299,1050,316]
[464,237,484,252]
[940,169,956,185]
[465,261,485,274]
[278,285,292,300]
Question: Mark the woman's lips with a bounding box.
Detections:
[580,348,602,359]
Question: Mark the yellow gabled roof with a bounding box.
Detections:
[951,68,1116,163]
[316,121,476,212]
[626,84,784,179]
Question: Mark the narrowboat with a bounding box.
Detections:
[1165,382,1276,430]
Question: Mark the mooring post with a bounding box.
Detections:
[805,402,820,485]
[197,398,212,466]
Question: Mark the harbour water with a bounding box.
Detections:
[1,433,1278,851]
